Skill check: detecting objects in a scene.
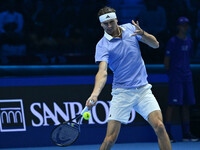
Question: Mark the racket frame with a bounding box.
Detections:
[51,100,94,147]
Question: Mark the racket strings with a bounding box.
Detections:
[51,123,80,146]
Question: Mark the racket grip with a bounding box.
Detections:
[81,100,95,115]
[81,107,88,115]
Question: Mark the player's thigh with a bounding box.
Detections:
[134,85,161,121]
[105,120,121,139]
[108,88,137,124]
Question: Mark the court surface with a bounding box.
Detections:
[1,142,200,150]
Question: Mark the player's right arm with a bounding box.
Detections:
[86,61,108,107]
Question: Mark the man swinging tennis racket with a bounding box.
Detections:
[86,6,172,150]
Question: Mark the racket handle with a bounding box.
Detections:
[81,107,88,115]
[81,100,95,115]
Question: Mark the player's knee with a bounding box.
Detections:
[154,121,165,136]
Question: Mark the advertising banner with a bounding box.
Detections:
[0,73,177,148]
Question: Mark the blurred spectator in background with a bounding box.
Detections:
[164,17,199,142]
[194,0,200,59]
[137,0,167,63]
[29,0,56,64]
[79,0,106,54]
[138,0,166,35]
[0,0,26,64]
[29,0,68,64]
[167,0,188,35]
[0,0,198,65]
[22,0,36,34]
[54,0,85,56]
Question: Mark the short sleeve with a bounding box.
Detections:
[95,44,109,64]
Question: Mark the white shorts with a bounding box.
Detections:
[107,84,161,124]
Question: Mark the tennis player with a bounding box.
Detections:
[86,6,171,150]
[164,17,199,142]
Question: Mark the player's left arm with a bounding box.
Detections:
[131,20,159,49]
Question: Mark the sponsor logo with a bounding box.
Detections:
[0,99,26,132]
[1,100,136,130]
[30,101,136,127]
[106,15,110,18]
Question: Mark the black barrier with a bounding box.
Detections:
[0,65,199,148]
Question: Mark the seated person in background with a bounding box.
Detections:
[30,0,59,64]
[137,0,167,63]
[0,0,26,64]
[138,0,166,35]
[194,2,200,59]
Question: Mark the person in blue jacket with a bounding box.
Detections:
[164,17,199,142]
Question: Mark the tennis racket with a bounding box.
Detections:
[51,100,94,147]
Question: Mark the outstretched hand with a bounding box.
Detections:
[131,20,144,36]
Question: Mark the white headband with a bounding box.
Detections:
[99,12,117,23]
